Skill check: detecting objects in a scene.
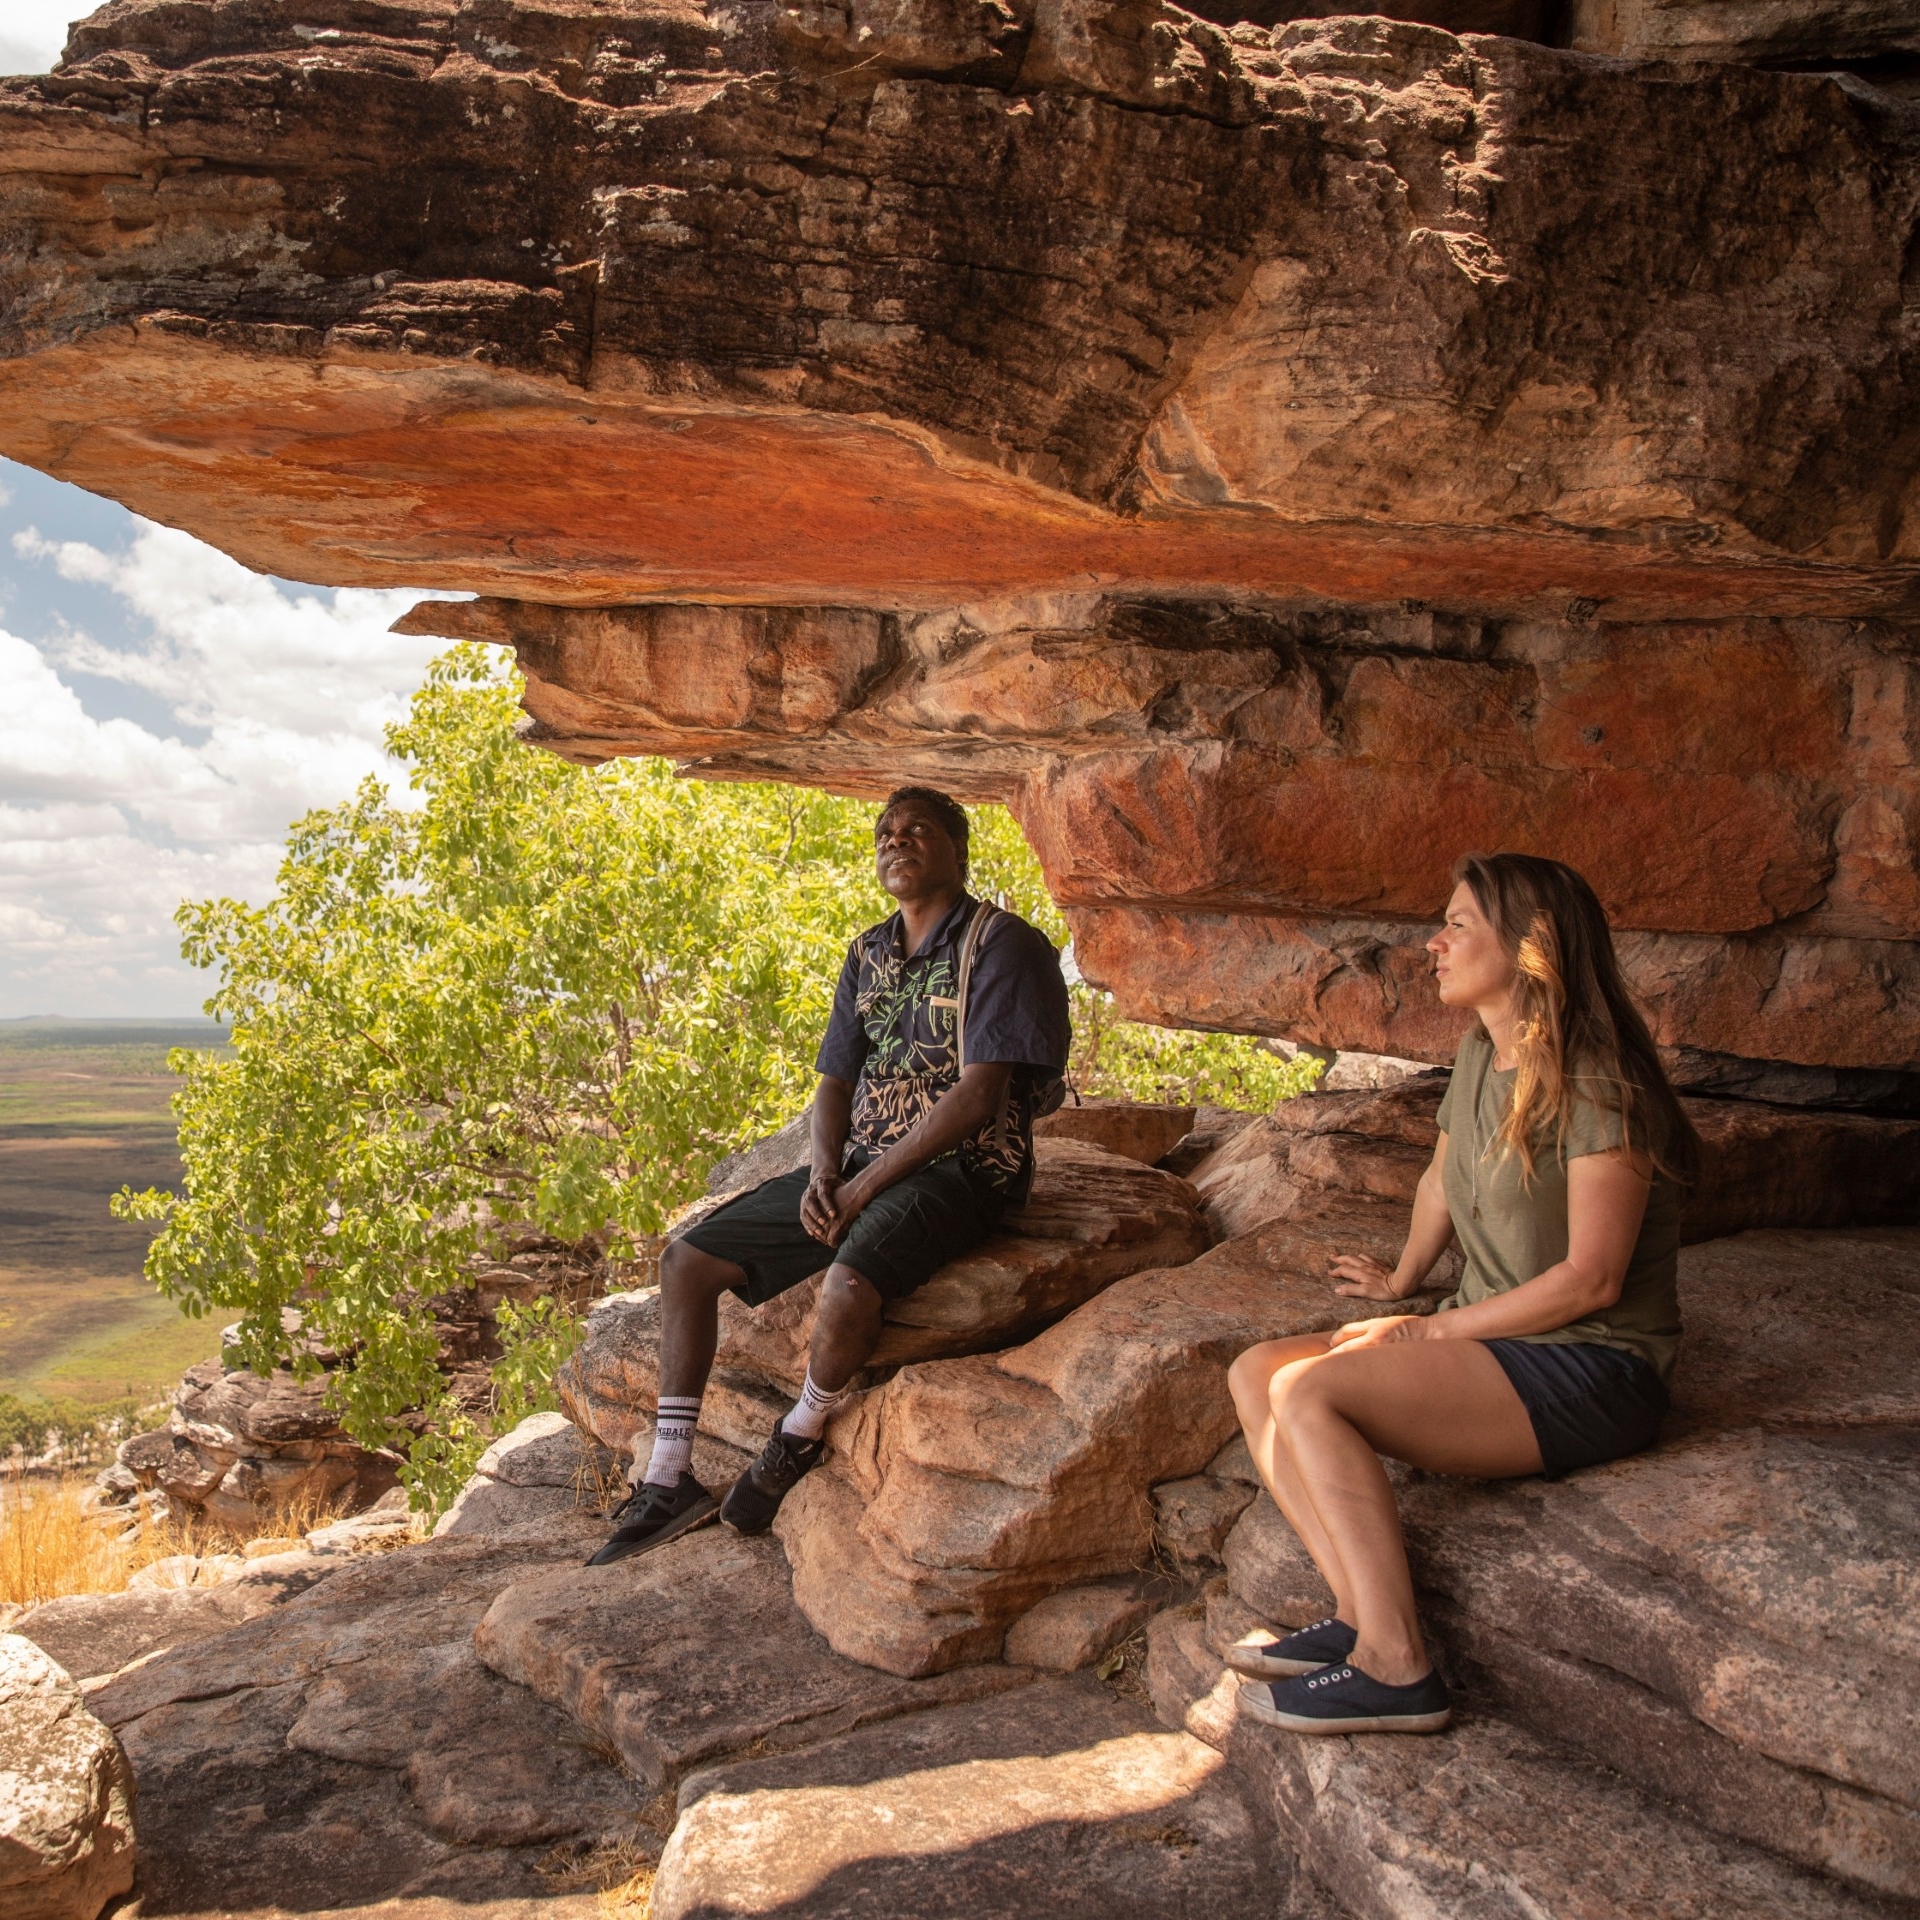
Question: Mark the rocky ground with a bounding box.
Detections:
[7,1088,1917,1919]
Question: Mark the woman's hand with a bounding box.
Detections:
[1329,1253,1407,1302]
[1326,1314,1429,1351]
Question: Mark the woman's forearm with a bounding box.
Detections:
[1424,1259,1617,1340]
[1389,1167,1456,1295]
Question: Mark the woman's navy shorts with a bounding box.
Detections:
[1483,1338,1669,1479]
[676,1152,1004,1306]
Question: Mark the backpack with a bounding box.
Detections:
[954,902,1069,1124]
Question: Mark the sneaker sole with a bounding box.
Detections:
[718,1488,782,1535]
[583,1495,720,1566]
[1222,1648,1336,1679]
[1236,1682,1452,1736]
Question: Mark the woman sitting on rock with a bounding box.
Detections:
[1225,852,1697,1736]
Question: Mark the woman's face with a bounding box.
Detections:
[1428,882,1516,1009]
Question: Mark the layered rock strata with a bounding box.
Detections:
[3,0,1917,1078]
[18,1204,1914,1920]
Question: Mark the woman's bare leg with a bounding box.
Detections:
[1269,1340,1542,1685]
[1227,1337,1350,1618]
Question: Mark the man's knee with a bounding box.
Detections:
[658,1236,737,1300]
[814,1263,884,1327]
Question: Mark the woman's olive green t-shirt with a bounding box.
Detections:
[1433,1028,1682,1384]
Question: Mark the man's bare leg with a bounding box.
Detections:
[655,1236,744,1400]
[805,1262,886,1393]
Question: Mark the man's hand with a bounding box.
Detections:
[1329,1253,1408,1301]
[800,1172,846,1244]
[1325,1314,1429,1351]
[803,1170,876,1247]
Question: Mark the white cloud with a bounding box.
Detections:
[1,1,89,75]
[0,518,452,1016]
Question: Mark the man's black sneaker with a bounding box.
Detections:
[1238,1661,1452,1735]
[720,1426,825,1535]
[584,1472,718,1566]
[1223,1616,1358,1679]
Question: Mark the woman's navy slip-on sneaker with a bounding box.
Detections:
[1222,1616,1358,1679]
[1237,1661,1453,1734]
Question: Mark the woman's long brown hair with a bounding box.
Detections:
[1455,853,1700,1185]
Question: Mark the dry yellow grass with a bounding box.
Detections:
[0,1472,355,1609]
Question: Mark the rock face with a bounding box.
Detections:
[3,0,1918,1081]
[0,1635,135,1920]
[564,1080,1919,1679]
[650,1678,1277,1920]
[35,1485,1287,1920]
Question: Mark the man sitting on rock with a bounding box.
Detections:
[588,785,1071,1565]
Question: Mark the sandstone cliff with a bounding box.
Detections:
[2,0,1916,1083]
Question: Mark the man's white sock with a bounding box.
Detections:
[642,1395,703,1487]
[779,1369,846,1443]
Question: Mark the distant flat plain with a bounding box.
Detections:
[0,1018,230,1406]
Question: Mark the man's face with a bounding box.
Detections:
[874,800,964,902]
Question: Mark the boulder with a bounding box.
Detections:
[0,1635,135,1920]
[1034,1098,1197,1165]
[14,1554,339,1685]
[1151,1475,1257,1568]
[650,1678,1281,1920]
[1002,1582,1154,1672]
[472,1527,1032,1791]
[1229,1709,1891,1920]
[82,1525,636,1918]
[432,1411,622,1539]
[702,1109,813,1196]
[1144,1604,1241,1753]
[774,1213,1428,1674]
[107,1360,398,1532]
[720,1139,1208,1389]
[559,1138,1208,1449]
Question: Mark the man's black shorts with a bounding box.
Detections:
[677,1155,1005,1306]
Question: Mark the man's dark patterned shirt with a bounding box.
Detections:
[816,893,1070,1203]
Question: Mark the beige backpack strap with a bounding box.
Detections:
[953,901,1000,1075]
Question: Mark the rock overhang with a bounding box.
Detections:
[2,0,1917,1077]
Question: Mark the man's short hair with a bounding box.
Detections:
[879,785,970,879]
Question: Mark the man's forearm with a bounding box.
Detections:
[810,1077,854,1178]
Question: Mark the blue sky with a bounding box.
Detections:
[0,461,450,1017]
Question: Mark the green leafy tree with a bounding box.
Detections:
[119,647,1311,1507]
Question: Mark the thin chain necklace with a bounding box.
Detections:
[1468,1041,1508,1221]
